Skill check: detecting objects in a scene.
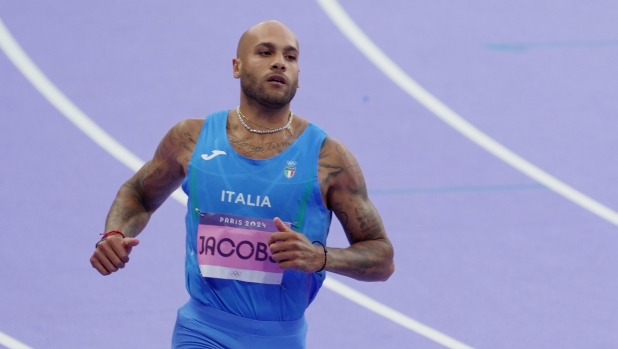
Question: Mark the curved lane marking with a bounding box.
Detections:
[0,17,185,203]
[0,331,33,349]
[316,0,618,227]
[0,14,466,349]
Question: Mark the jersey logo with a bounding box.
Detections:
[201,150,227,160]
[284,161,297,179]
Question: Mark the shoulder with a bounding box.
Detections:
[172,110,233,136]
[319,135,345,153]
[162,118,205,147]
[154,118,204,167]
[319,136,356,168]
[172,110,232,134]
[172,118,204,135]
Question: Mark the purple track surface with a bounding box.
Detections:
[1,1,618,348]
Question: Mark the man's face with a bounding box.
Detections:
[235,25,300,108]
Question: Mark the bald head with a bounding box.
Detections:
[232,20,301,108]
[236,20,299,59]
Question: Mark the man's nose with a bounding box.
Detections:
[271,55,286,71]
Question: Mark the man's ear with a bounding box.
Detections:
[232,58,241,79]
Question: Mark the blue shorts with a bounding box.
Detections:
[171,298,308,349]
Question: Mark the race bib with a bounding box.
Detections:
[196,213,287,285]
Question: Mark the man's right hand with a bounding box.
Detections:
[90,236,140,275]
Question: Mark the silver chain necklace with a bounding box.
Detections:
[236,107,294,134]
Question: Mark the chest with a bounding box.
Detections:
[185,113,329,212]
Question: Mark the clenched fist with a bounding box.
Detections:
[90,235,139,275]
[268,217,325,273]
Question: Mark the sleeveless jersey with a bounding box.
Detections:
[181,110,331,321]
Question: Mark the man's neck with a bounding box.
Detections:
[238,97,291,127]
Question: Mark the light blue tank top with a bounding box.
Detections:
[181,110,331,321]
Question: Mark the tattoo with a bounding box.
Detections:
[228,137,292,156]
[135,161,180,212]
[183,132,197,144]
[109,194,141,222]
[338,210,349,227]
[264,141,290,152]
[336,144,347,155]
[229,137,265,155]
[319,143,332,159]
[332,202,353,239]
[105,183,150,238]
[318,162,345,186]
[318,138,361,191]
[104,118,202,238]
[315,137,394,282]
[354,205,383,239]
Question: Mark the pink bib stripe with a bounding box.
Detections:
[196,213,286,285]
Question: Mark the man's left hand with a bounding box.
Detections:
[268,217,324,273]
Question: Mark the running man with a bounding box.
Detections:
[90,20,395,348]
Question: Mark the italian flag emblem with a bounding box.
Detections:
[284,161,297,179]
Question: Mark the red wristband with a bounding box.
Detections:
[100,230,125,240]
[95,230,125,248]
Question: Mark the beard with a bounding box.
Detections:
[240,70,298,108]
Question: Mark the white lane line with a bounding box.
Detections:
[316,0,618,227]
[0,331,33,349]
[0,13,457,348]
[0,17,187,204]
[325,277,476,349]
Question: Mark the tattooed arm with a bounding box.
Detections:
[269,137,394,280]
[90,118,202,275]
[319,136,395,281]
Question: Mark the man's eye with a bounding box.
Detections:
[260,51,271,56]
[286,55,297,61]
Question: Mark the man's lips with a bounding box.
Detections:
[266,74,287,84]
